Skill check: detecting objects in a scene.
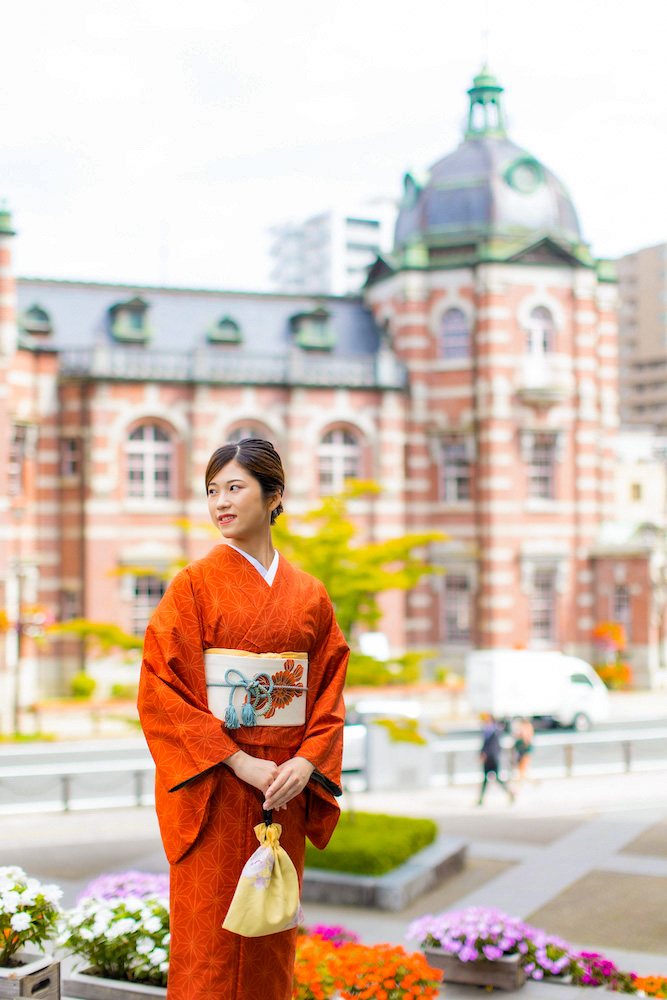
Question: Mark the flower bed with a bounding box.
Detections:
[304,812,437,876]
[407,907,640,991]
[0,865,62,968]
[59,893,170,987]
[293,933,442,999]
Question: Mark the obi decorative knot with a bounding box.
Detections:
[204,649,308,728]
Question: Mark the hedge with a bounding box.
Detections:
[304,811,437,876]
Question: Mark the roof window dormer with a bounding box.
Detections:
[208,315,242,344]
[291,306,335,350]
[109,297,151,343]
[21,304,52,337]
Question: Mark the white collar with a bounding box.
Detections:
[227,544,280,587]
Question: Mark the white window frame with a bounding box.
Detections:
[442,574,473,644]
[441,437,472,502]
[529,566,557,643]
[526,306,555,356]
[318,429,361,495]
[132,575,167,635]
[527,433,556,500]
[125,424,174,500]
[61,437,80,477]
[439,308,470,359]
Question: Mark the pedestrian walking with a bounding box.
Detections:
[477,715,514,805]
[512,718,534,784]
[138,438,349,1000]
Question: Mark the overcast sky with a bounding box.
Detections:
[4,0,666,291]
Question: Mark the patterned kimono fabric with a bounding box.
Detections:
[138,544,349,1000]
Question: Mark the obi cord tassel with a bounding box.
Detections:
[206,666,308,729]
[224,705,240,730]
[241,701,256,726]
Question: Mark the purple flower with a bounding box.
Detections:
[76,870,169,904]
[483,945,504,961]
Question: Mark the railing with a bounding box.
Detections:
[58,348,407,390]
[0,727,665,813]
[431,728,667,786]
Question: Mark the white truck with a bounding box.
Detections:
[465,649,610,731]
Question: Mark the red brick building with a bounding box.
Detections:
[1,71,665,716]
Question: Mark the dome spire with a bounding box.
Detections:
[465,66,507,139]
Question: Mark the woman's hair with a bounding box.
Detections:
[205,438,285,524]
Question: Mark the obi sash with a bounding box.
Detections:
[204,649,308,729]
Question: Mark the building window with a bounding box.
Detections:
[291,308,335,350]
[631,482,642,501]
[9,425,28,496]
[318,429,360,494]
[208,316,242,344]
[61,590,81,621]
[530,567,557,642]
[21,305,52,336]
[109,298,151,343]
[613,585,631,640]
[227,426,265,443]
[132,575,167,635]
[125,424,173,500]
[442,575,472,644]
[441,437,471,501]
[527,434,556,499]
[61,438,80,477]
[439,308,470,359]
[526,306,555,354]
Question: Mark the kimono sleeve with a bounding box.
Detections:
[138,566,240,793]
[297,587,349,805]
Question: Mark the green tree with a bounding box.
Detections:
[272,481,445,640]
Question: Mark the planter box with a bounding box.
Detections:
[0,952,60,1000]
[424,947,525,991]
[63,971,165,1000]
[302,835,467,911]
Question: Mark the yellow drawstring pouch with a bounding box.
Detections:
[222,821,304,937]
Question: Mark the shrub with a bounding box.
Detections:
[71,672,96,699]
[305,812,437,876]
[110,684,139,700]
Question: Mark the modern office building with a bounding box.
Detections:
[269,200,396,296]
[617,243,667,429]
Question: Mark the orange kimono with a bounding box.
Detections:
[138,544,349,1000]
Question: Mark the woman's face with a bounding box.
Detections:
[207,459,279,542]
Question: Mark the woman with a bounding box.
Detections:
[138,439,349,1000]
[513,718,534,784]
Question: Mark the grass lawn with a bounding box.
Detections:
[305,811,437,876]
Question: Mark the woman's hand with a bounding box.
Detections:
[263,756,315,812]
[224,751,279,795]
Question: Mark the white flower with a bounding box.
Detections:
[79,928,95,941]
[67,908,87,928]
[56,931,71,947]
[148,948,167,965]
[41,885,63,905]
[10,912,32,932]
[0,866,26,880]
[0,877,14,894]
[122,896,144,914]
[139,908,154,923]
[113,918,138,936]
[94,908,113,926]
[162,932,171,944]
[143,916,162,934]
[136,937,155,955]
[159,962,169,973]
[1,891,21,914]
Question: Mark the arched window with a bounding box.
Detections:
[209,316,242,344]
[526,307,555,355]
[439,308,470,359]
[21,305,52,336]
[227,426,269,443]
[125,423,173,499]
[318,429,361,495]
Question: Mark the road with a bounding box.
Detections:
[0,717,665,813]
